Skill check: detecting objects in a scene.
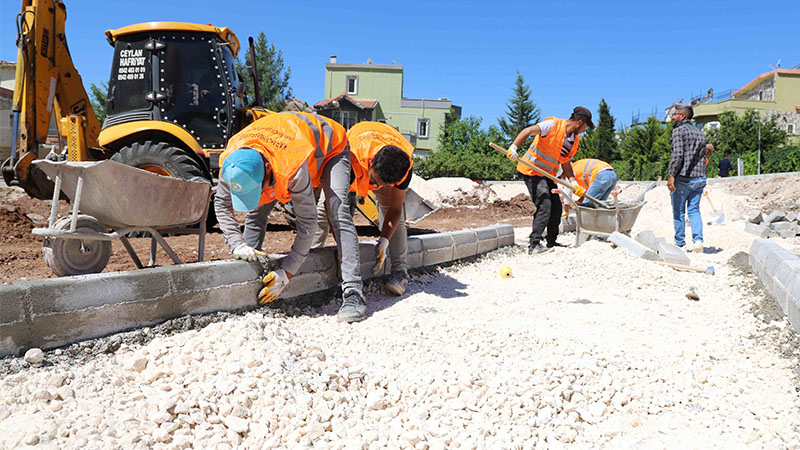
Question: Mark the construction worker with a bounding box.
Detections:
[571,158,619,206]
[506,106,594,254]
[214,111,367,323]
[314,121,414,295]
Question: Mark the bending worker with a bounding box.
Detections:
[314,121,414,296]
[571,158,618,206]
[214,111,367,323]
[506,106,594,254]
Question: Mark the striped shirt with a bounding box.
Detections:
[669,120,707,178]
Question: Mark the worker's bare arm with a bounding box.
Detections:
[512,125,542,148]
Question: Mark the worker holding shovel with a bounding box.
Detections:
[215,111,367,323]
[505,106,595,254]
[571,158,619,206]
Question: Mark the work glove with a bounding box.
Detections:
[258,269,289,304]
[372,237,390,275]
[233,243,266,262]
[571,181,586,198]
[506,144,519,160]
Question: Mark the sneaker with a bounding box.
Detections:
[337,291,367,323]
[386,272,409,296]
[527,244,553,255]
[693,241,704,254]
[546,242,567,248]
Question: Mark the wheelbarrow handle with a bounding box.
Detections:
[489,142,608,208]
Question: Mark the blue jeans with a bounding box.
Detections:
[671,176,706,247]
[581,169,618,206]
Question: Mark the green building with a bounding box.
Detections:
[314,57,461,155]
[689,68,800,143]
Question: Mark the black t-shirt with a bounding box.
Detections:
[718,158,731,177]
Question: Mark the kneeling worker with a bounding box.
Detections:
[571,158,618,206]
[215,111,367,323]
[314,121,414,295]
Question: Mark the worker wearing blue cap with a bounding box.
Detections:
[214,111,367,322]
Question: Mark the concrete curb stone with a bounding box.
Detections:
[749,238,800,333]
[609,232,663,262]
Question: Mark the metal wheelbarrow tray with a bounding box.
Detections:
[563,194,646,246]
[31,160,212,276]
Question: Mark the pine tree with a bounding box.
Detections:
[89,82,108,123]
[497,71,540,143]
[236,32,292,112]
[593,98,618,162]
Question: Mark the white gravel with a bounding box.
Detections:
[2,182,799,449]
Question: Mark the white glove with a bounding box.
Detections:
[506,144,519,160]
[258,269,289,304]
[233,243,265,262]
[372,237,390,275]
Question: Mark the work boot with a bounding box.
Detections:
[337,290,367,323]
[385,271,409,296]
[528,244,553,255]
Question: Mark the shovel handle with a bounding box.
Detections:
[489,142,607,208]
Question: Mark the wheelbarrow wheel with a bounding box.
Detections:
[43,215,112,277]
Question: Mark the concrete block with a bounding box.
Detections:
[497,225,515,247]
[786,211,797,223]
[774,284,789,314]
[769,221,796,232]
[474,226,499,254]
[745,222,776,238]
[0,321,29,356]
[451,230,478,260]
[775,258,800,296]
[764,249,796,293]
[609,232,663,261]
[0,285,27,324]
[747,210,763,224]
[765,210,786,224]
[418,233,455,266]
[406,237,423,269]
[357,242,383,278]
[168,259,261,292]
[635,230,659,252]
[657,242,691,266]
[778,229,798,239]
[788,276,800,333]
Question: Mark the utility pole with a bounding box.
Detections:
[754,109,762,175]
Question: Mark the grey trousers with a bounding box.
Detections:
[314,185,408,275]
[319,150,363,296]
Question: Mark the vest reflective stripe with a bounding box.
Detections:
[522,147,559,174]
[583,159,597,188]
[288,112,328,173]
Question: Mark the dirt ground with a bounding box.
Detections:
[0,187,532,284]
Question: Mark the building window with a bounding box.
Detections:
[417,118,430,138]
[345,76,358,95]
[758,91,763,101]
[332,110,357,130]
[789,124,796,134]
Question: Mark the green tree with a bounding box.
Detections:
[414,116,516,180]
[236,32,292,112]
[497,71,540,143]
[616,116,672,180]
[89,82,108,124]
[573,99,617,161]
[704,109,788,175]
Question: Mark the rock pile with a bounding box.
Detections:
[746,210,800,239]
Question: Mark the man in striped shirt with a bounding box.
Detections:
[668,105,707,253]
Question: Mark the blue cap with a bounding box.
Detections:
[221,148,265,212]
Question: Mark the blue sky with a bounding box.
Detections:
[2,0,799,129]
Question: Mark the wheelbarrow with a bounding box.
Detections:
[562,192,646,247]
[31,160,212,276]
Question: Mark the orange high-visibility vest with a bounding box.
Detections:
[347,122,415,196]
[220,112,347,204]
[517,117,580,177]
[572,159,613,190]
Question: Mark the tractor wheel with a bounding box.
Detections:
[111,141,218,229]
[43,215,111,277]
[111,141,204,179]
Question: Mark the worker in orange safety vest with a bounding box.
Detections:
[505,106,594,254]
[214,111,367,322]
[571,158,619,206]
[313,121,414,296]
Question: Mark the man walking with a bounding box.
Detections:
[668,105,707,253]
[507,106,594,254]
[718,154,733,177]
[215,111,367,323]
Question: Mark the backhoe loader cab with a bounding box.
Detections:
[101,23,246,177]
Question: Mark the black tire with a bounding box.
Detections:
[43,215,111,277]
[111,141,204,179]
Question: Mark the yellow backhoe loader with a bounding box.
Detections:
[2,0,270,205]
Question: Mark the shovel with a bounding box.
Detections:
[703,192,725,224]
